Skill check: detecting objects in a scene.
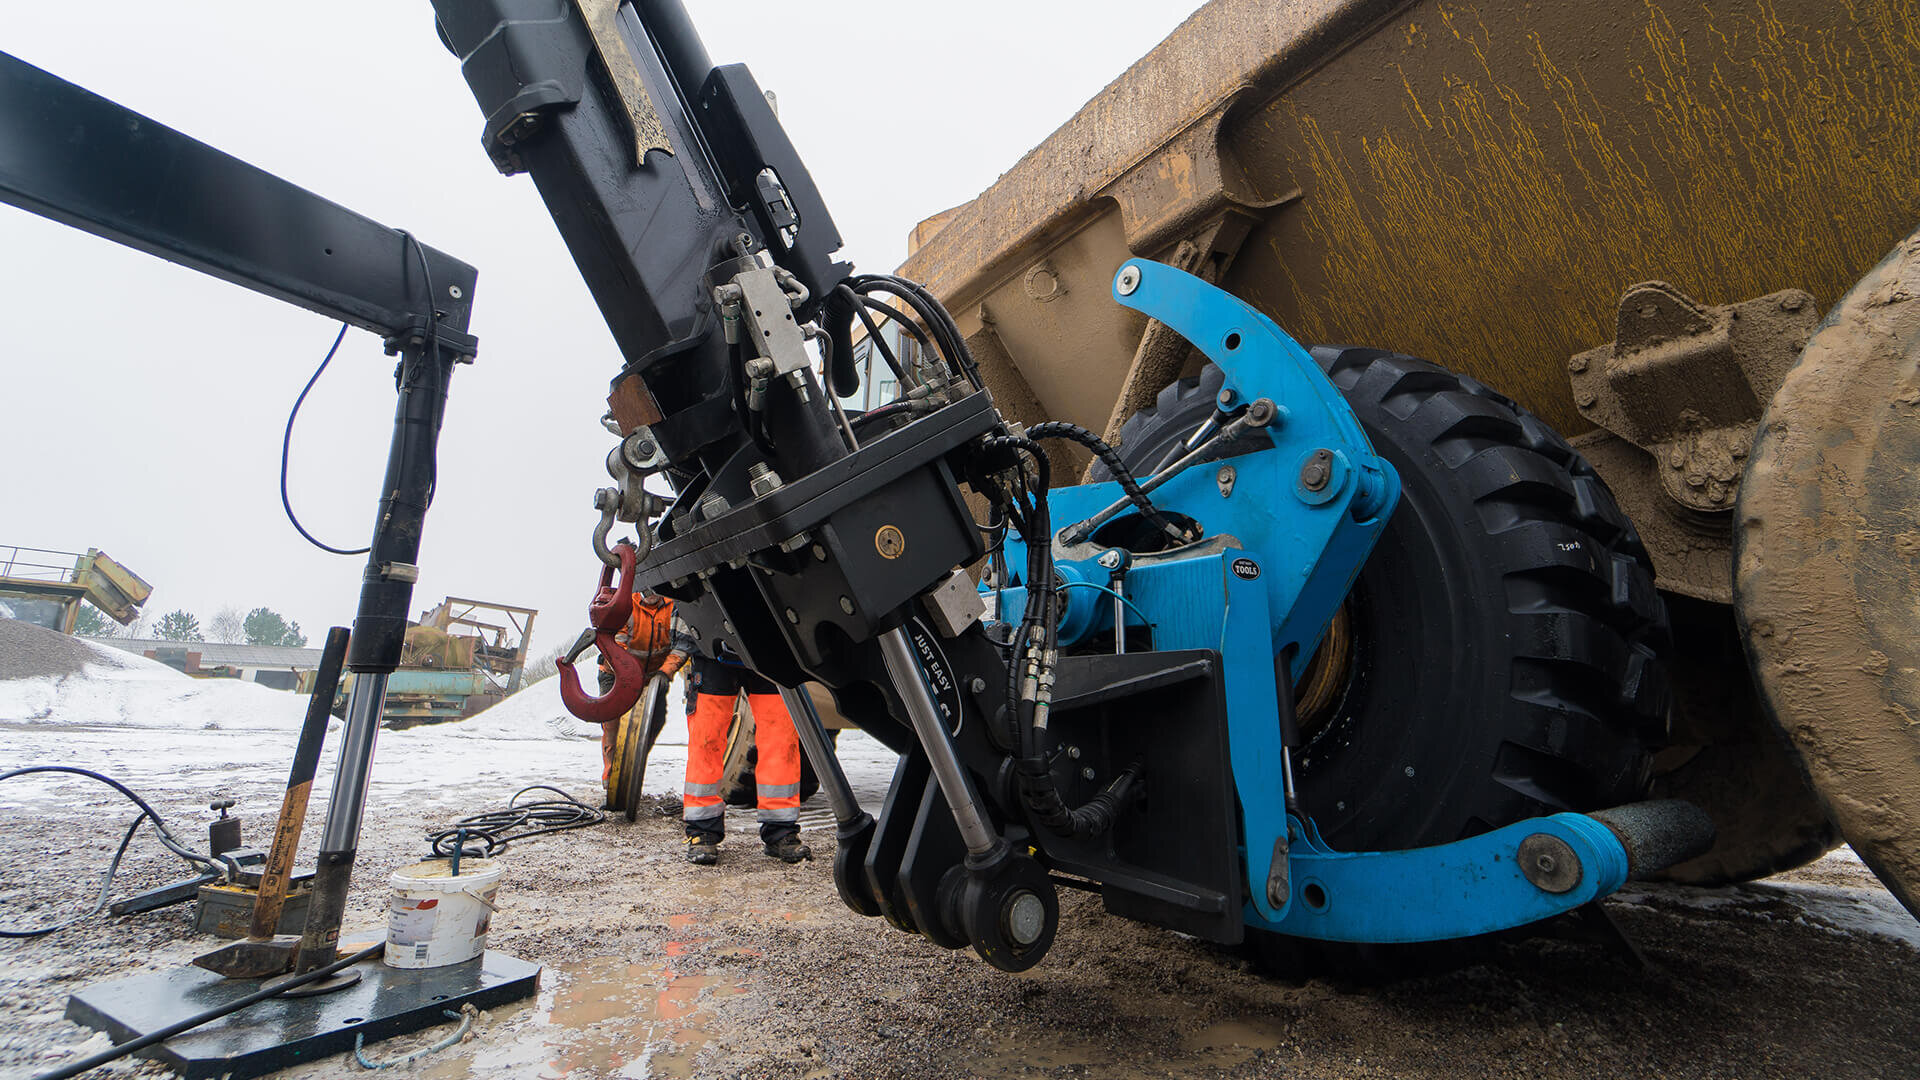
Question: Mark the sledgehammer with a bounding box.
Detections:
[193,626,350,978]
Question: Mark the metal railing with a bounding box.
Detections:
[0,544,85,585]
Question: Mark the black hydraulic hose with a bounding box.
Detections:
[870,275,985,390]
[1016,757,1144,839]
[0,814,146,939]
[849,275,983,390]
[29,943,384,1080]
[0,766,217,939]
[982,435,1052,726]
[424,784,605,859]
[975,436,1147,839]
[859,297,936,357]
[1025,421,1193,545]
[280,324,369,556]
[836,285,908,384]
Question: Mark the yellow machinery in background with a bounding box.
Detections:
[0,544,151,633]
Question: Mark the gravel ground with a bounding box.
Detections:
[3,661,1918,1079]
[0,621,105,681]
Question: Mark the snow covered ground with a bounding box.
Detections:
[0,624,894,846]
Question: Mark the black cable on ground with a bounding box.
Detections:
[1025,420,1194,545]
[424,784,605,859]
[0,766,217,939]
[29,943,384,1080]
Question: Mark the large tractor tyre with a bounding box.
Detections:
[606,674,671,822]
[1100,353,1667,854]
[1738,231,1920,920]
[1647,594,1838,885]
[1100,352,1668,977]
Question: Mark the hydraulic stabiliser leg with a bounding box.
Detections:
[876,629,1000,859]
[290,340,459,983]
[780,685,881,916]
[877,629,1059,971]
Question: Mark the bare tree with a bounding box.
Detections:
[208,606,246,643]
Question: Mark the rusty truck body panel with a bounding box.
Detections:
[907,0,1920,449]
[899,0,1920,909]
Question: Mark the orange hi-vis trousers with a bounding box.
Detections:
[683,660,802,841]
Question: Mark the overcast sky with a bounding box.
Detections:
[1,1,1201,654]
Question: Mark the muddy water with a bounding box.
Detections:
[413,955,745,1080]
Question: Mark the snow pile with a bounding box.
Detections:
[1618,846,1919,951]
[1768,881,1920,949]
[437,675,597,742]
[441,672,691,745]
[0,621,313,732]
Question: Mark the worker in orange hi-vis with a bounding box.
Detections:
[680,641,811,866]
[594,589,685,801]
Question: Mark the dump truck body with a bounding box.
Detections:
[907,0,1920,457]
[904,0,1920,911]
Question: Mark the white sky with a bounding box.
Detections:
[1,1,1201,653]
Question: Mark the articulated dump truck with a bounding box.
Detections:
[901,0,1920,917]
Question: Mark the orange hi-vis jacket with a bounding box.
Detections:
[597,594,678,679]
[595,594,684,789]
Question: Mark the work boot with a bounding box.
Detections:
[684,835,719,866]
[763,835,812,863]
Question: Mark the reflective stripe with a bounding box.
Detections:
[756,782,801,799]
[684,802,725,821]
[757,807,800,823]
[684,782,720,797]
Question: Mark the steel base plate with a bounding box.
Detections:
[63,951,539,1079]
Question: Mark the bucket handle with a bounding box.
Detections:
[462,886,500,914]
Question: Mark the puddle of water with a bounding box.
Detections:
[535,956,746,1079]
[1181,1018,1287,1066]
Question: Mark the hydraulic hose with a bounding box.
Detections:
[1015,757,1144,839]
[978,433,1145,839]
[30,943,384,1080]
[0,767,217,939]
[1025,422,1192,545]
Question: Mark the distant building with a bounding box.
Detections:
[90,638,323,691]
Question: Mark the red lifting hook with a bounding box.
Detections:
[557,540,646,723]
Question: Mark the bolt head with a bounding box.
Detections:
[838,596,855,615]
[1115,265,1142,296]
[1516,833,1582,894]
[1300,449,1334,492]
[1080,767,1096,781]
[1217,388,1237,407]
[969,677,987,694]
[1096,550,1123,569]
[784,608,799,624]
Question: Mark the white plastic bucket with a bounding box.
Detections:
[384,858,504,969]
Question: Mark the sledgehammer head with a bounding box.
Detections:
[191,934,303,979]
